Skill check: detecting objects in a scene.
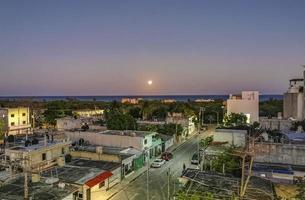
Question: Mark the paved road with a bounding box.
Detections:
[111,133,206,200]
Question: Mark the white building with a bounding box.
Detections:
[283,78,304,121]
[226,91,259,124]
[0,107,32,135]
[214,129,248,147]
[65,130,164,159]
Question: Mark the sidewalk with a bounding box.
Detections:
[104,132,199,200]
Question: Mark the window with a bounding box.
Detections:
[10,122,15,126]
[23,121,26,125]
[99,181,105,189]
[22,113,26,116]
[42,153,46,161]
[11,114,14,118]
[62,148,65,155]
[144,139,147,145]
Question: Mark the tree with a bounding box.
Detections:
[296,183,305,200]
[223,113,247,127]
[259,98,283,118]
[212,147,240,175]
[128,107,142,119]
[200,136,213,150]
[0,119,5,141]
[105,110,136,130]
[157,123,183,136]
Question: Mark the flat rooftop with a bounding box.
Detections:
[69,158,121,171]
[0,177,78,200]
[8,141,70,152]
[100,130,155,138]
[74,145,135,160]
[182,168,274,200]
[42,166,102,185]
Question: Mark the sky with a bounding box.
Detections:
[0,0,305,96]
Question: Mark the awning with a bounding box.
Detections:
[85,171,113,188]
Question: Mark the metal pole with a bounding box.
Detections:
[167,167,171,200]
[24,158,29,200]
[146,151,149,200]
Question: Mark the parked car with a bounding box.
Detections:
[161,152,173,161]
[191,153,201,165]
[151,159,166,168]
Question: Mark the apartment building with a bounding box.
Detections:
[0,107,31,135]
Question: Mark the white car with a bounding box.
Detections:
[151,159,166,168]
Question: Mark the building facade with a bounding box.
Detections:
[65,130,163,159]
[226,91,259,123]
[0,107,31,135]
[283,78,304,121]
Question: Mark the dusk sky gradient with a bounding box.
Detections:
[0,0,305,96]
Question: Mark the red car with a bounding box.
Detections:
[161,152,173,161]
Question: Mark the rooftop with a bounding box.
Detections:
[42,165,101,185]
[8,141,70,153]
[0,176,78,200]
[181,168,274,200]
[69,158,121,171]
[100,130,156,138]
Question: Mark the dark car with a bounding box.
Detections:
[161,152,173,161]
[191,153,201,165]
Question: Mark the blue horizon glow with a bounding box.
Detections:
[0,0,305,96]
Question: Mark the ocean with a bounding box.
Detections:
[0,95,283,102]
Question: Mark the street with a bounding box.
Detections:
[110,133,207,200]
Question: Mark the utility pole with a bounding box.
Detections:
[24,157,29,200]
[146,150,149,200]
[167,167,171,200]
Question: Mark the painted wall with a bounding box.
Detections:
[0,107,31,135]
[227,91,259,123]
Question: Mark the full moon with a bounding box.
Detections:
[147,80,153,85]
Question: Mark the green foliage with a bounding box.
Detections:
[137,124,159,132]
[252,121,260,129]
[212,147,240,174]
[157,123,184,136]
[200,136,213,150]
[43,101,74,126]
[105,110,136,130]
[259,98,283,117]
[223,113,247,127]
[138,123,183,136]
[176,191,214,200]
[291,120,305,131]
[0,119,5,140]
[128,106,142,119]
[296,183,305,200]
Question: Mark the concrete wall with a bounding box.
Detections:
[227,92,259,123]
[284,92,302,120]
[259,118,292,131]
[252,143,305,165]
[214,129,247,147]
[66,131,144,150]
[70,151,121,163]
